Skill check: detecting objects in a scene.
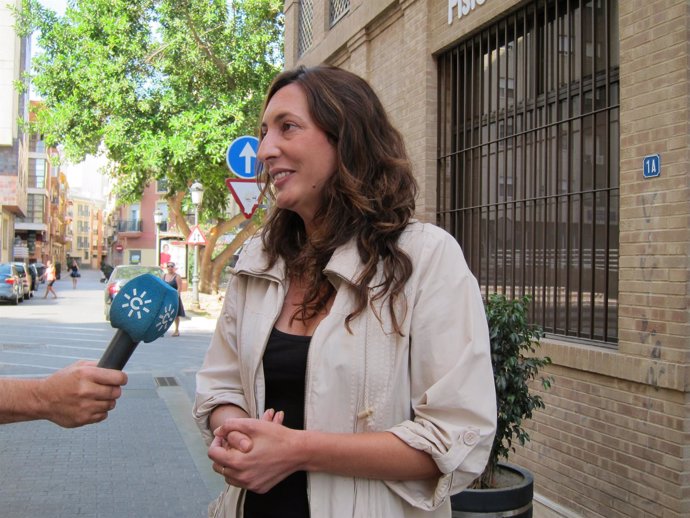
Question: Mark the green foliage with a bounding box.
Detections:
[16,0,283,217]
[477,293,552,489]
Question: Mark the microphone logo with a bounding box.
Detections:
[99,273,180,370]
[120,287,153,319]
[156,303,177,332]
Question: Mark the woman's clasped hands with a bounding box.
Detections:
[210,408,303,494]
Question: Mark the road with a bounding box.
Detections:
[0,268,226,517]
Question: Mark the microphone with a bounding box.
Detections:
[98,273,180,370]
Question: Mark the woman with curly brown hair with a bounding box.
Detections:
[194,65,496,518]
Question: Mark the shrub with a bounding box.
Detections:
[475,293,552,489]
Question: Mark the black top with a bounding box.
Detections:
[164,274,179,289]
[164,274,185,317]
[243,327,311,518]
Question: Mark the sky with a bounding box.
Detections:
[39,0,65,15]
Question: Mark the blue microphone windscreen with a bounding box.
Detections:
[110,273,180,342]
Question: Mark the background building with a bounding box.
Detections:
[107,181,183,271]
[69,193,105,269]
[13,102,60,264]
[285,1,689,516]
[47,170,70,268]
[1,3,71,268]
[0,0,29,263]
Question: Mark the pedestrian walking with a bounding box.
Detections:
[163,262,185,336]
[69,259,80,289]
[194,65,496,518]
[42,260,58,299]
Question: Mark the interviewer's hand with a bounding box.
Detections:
[39,360,128,428]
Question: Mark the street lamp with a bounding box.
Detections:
[153,208,164,266]
[190,181,204,308]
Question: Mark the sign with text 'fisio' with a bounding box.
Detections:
[448,0,487,25]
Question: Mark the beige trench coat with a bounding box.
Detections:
[193,221,496,518]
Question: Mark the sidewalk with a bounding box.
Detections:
[180,289,224,333]
[0,267,226,518]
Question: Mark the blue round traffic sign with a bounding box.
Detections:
[226,136,260,179]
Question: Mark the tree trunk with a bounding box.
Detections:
[168,192,258,295]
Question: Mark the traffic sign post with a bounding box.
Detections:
[186,225,207,246]
[226,136,260,179]
[225,178,264,219]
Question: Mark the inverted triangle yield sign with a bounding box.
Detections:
[225,178,264,218]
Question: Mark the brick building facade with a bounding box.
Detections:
[0,0,29,263]
[284,1,689,516]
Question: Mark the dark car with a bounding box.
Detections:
[100,263,114,283]
[0,262,22,305]
[27,263,39,292]
[104,264,163,321]
[33,262,46,284]
[12,262,31,300]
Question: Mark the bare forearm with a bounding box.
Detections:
[0,362,126,428]
[0,378,47,424]
[209,404,251,432]
[297,430,440,481]
[211,420,441,494]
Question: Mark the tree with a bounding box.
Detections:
[16,0,283,292]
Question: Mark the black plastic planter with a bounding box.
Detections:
[451,463,534,518]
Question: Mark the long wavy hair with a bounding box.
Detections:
[258,65,417,335]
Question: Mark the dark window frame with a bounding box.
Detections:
[437,0,620,345]
[297,0,314,57]
[329,0,350,27]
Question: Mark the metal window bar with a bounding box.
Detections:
[329,0,349,27]
[437,0,619,345]
[298,0,314,57]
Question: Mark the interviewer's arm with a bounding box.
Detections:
[0,360,127,427]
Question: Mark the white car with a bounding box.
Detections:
[103,264,163,320]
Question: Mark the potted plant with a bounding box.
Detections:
[451,293,552,517]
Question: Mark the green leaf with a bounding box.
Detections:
[477,293,553,488]
[16,0,283,218]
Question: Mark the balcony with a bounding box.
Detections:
[117,219,143,235]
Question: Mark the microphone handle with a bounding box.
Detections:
[98,329,140,370]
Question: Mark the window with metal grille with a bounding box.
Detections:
[29,158,46,189]
[26,194,45,224]
[437,0,619,345]
[329,0,349,27]
[298,0,314,57]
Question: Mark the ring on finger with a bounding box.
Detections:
[222,466,226,476]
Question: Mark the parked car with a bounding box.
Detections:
[0,262,22,305]
[104,265,163,321]
[12,262,31,300]
[33,262,46,284]
[100,263,114,283]
[27,263,39,292]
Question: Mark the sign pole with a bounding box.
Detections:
[192,205,200,308]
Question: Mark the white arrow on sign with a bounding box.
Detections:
[239,142,256,177]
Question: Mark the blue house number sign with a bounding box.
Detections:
[643,154,660,179]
